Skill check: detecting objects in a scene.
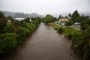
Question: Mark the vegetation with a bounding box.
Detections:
[52,23,90,60]
[44,15,54,24]
[1,9,90,60]
[0,11,41,55]
[0,33,17,54]
[65,20,74,26]
[49,10,90,59]
[71,10,80,22]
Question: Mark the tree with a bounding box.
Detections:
[0,11,8,33]
[44,15,54,24]
[68,13,71,17]
[65,20,74,26]
[80,17,90,30]
[25,17,30,23]
[0,11,4,18]
[4,22,15,33]
[58,15,62,19]
[71,10,80,22]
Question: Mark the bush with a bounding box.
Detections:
[53,24,61,30]
[48,23,55,26]
[57,26,64,34]
[65,20,74,26]
[0,12,41,56]
[64,27,75,39]
[16,27,30,39]
[4,22,15,33]
[22,22,36,32]
[64,27,90,60]
[28,23,36,31]
[0,33,17,54]
[44,15,54,24]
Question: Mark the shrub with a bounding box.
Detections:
[65,20,74,26]
[16,27,30,39]
[22,22,36,32]
[4,22,15,33]
[64,27,75,39]
[44,15,54,24]
[49,24,65,34]
[28,23,36,31]
[57,26,64,34]
[53,24,61,30]
[48,23,55,26]
[0,33,17,54]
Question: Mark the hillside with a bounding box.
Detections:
[2,11,43,18]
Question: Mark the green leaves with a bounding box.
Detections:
[0,33,17,54]
[71,10,80,22]
[44,15,54,24]
[0,11,41,55]
[4,22,15,33]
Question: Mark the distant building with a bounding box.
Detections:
[14,18,24,21]
[58,18,69,25]
[8,20,11,22]
[59,18,69,22]
[29,19,32,22]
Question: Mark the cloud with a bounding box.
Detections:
[0,0,90,14]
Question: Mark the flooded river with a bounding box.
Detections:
[2,23,79,60]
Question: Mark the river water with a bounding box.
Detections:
[2,23,79,60]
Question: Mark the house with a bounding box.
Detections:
[8,20,11,22]
[59,18,69,22]
[58,18,69,25]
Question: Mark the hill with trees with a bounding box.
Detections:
[2,11,43,18]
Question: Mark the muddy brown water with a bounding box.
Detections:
[2,23,80,60]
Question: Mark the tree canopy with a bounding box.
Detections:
[71,10,80,22]
[44,15,54,24]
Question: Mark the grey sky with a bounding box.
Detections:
[0,0,90,14]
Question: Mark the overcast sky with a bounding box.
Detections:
[0,0,90,15]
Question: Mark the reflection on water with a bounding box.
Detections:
[2,23,79,60]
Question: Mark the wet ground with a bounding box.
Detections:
[2,23,79,60]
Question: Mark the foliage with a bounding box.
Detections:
[16,27,30,39]
[58,15,62,20]
[80,17,90,30]
[32,18,41,27]
[0,11,41,55]
[44,15,54,24]
[0,33,17,54]
[48,23,55,26]
[0,11,8,34]
[22,21,35,31]
[71,10,80,22]
[64,27,76,39]
[49,23,65,34]
[53,24,61,30]
[63,27,90,60]
[57,27,64,34]
[68,13,71,17]
[4,22,15,33]
[52,22,90,60]
[0,11,5,18]
[65,20,74,26]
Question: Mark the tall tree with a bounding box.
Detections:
[58,15,62,19]
[0,11,8,33]
[68,13,71,17]
[44,15,54,24]
[71,10,80,22]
